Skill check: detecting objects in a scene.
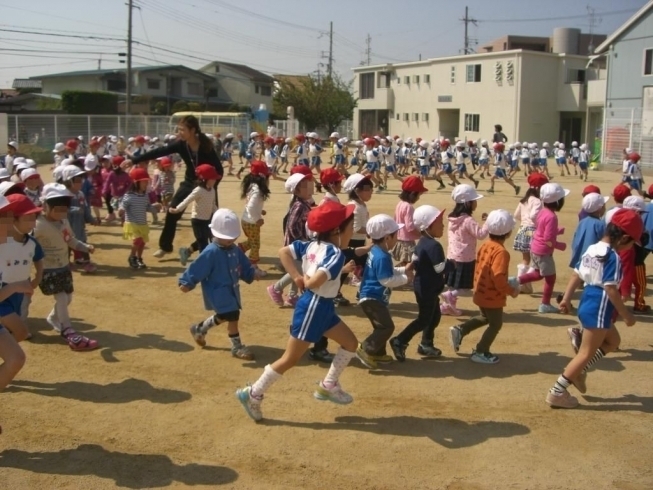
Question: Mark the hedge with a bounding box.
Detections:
[61,91,118,115]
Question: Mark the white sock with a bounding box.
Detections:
[251,364,282,399]
[517,263,528,276]
[323,348,356,387]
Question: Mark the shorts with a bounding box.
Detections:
[123,222,150,243]
[556,158,566,166]
[629,179,642,191]
[290,293,341,343]
[442,163,453,174]
[572,157,579,164]
[397,157,406,165]
[0,289,23,317]
[578,287,615,329]
[298,159,310,167]
[530,253,556,276]
[39,268,74,296]
[366,162,380,172]
[522,158,530,165]
[419,165,429,176]
[494,168,506,179]
[239,151,246,158]
[213,310,240,323]
[350,157,359,166]
[334,154,345,165]
[281,156,288,164]
[579,162,588,170]
[385,164,396,173]
[446,260,475,290]
[479,159,489,166]
[221,152,230,160]
[531,159,541,167]
[510,160,519,169]
[392,240,416,263]
[311,157,321,167]
[513,226,535,252]
[456,164,467,174]
[540,158,548,167]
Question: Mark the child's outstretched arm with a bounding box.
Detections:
[169,187,198,214]
[559,272,582,314]
[279,244,304,292]
[179,248,212,292]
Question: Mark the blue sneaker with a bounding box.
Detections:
[179,247,191,266]
[235,386,263,422]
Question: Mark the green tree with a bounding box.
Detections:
[187,102,202,111]
[36,97,62,111]
[273,74,356,132]
[171,100,189,113]
[153,101,167,115]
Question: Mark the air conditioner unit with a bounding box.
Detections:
[412,113,419,121]
[424,74,431,83]
[413,75,420,83]
[422,113,429,122]
[404,76,410,84]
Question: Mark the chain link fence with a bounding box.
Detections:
[272,119,354,140]
[602,107,653,168]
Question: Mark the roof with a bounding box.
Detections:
[30,65,214,81]
[12,79,42,89]
[203,62,273,83]
[595,0,653,54]
[0,93,61,105]
[273,74,311,87]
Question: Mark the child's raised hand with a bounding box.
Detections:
[179,284,190,293]
[168,207,179,214]
[481,212,488,221]
[342,260,356,274]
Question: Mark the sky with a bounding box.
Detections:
[0,0,648,88]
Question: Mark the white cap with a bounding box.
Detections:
[540,183,570,204]
[110,136,118,143]
[451,184,483,204]
[13,157,26,165]
[0,181,23,196]
[0,168,10,180]
[250,131,259,138]
[485,209,515,236]
[42,183,73,201]
[20,168,40,182]
[572,141,578,146]
[366,214,404,240]
[343,173,370,193]
[580,144,588,151]
[169,134,177,141]
[62,164,86,181]
[25,159,36,168]
[7,141,18,150]
[14,161,31,174]
[53,142,65,153]
[59,157,75,167]
[330,132,340,139]
[542,142,549,148]
[209,208,241,240]
[145,136,151,141]
[581,193,609,213]
[396,138,403,144]
[419,140,428,148]
[52,166,65,182]
[284,173,311,193]
[78,135,84,140]
[128,137,135,143]
[413,205,445,231]
[625,147,633,154]
[151,137,159,143]
[84,154,99,171]
[456,140,465,147]
[623,195,645,212]
[285,137,292,143]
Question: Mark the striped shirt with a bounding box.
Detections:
[120,192,155,225]
[175,186,217,220]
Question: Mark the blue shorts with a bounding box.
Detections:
[579,162,588,170]
[291,293,341,342]
[239,151,246,158]
[540,158,548,167]
[572,157,579,164]
[442,163,453,174]
[0,291,23,318]
[531,159,540,167]
[281,156,288,164]
[418,165,429,176]
[298,159,310,167]
[397,156,406,165]
[578,287,615,329]
[350,157,359,166]
[629,179,641,191]
[556,158,566,166]
[366,162,379,172]
[457,164,467,174]
[334,154,345,165]
[385,164,396,173]
[245,152,253,161]
[494,168,506,179]
[522,158,530,164]
[479,159,489,166]
[221,152,231,160]
[510,160,519,169]
[311,157,322,167]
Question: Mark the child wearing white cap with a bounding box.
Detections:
[358,214,414,363]
[449,209,519,364]
[52,142,66,168]
[1,142,19,176]
[390,205,449,361]
[62,165,98,273]
[569,193,608,270]
[179,209,261,359]
[20,169,43,207]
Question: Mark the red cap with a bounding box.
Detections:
[290,165,313,179]
[648,183,653,197]
[112,155,125,168]
[320,168,344,185]
[196,164,220,181]
[134,135,145,144]
[264,137,275,145]
[250,160,270,177]
[157,157,173,169]
[628,152,641,163]
[493,142,505,151]
[307,201,355,233]
[527,173,549,189]
[611,208,644,245]
[613,184,632,203]
[89,138,100,147]
[416,137,422,143]
[66,139,78,150]
[295,134,305,141]
[6,194,42,217]
[582,184,601,196]
[402,175,428,194]
[129,168,150,182]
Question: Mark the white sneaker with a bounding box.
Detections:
[449,326,462,353]
[313,381,353,405]
[538,303,560,314]
[235,386,263,421]
[153,249,168,258]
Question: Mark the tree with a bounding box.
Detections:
[61,91,118,114]
[171,100,189,113]
[36,97,62,111]
[153,101,167,115]
[273,74,356,132]
[187,102,202,111]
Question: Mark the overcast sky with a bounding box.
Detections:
[0,0,647,87]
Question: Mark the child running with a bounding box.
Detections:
[551,209,640,408]
[449,209,519,364]
[238,161,270,275]
[236,201,376,422]
[393,176,428,267]
[180,209,261,360]
[170,164,220,266]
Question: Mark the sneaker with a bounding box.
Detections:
[232,344,254,360]
[633,305,652,313]
[520,282,533,294]
[128,256,139,269]
[189,324,206,347]
[235,386,263,421]
[267,284,284,306]
[487,188,495,194]
[567,327,582,354]
[313,381,353,405]
[437,183,446,190]
[179,247,191,266]
[136,258,147,269]
[356,344,378,369]
[389,337,407,362]
[308,348,334,363]
[514,185,521,195]
[333,293,351,307]
[82,262,97,273]
[440,302,454,315]
[538,303,560,314]
[153,249,168,258]
[449,326,462,353]
[369,354,393,363]
[283,295,298,308]
[573,371,587,394]
[472,179,479,189]
[545,390,579,409]
[471,350,499,364]
[417,344,442,358]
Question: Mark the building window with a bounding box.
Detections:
[378,72,390,88]
[450,66,456,84]
[404,76,410,85]
[360,73,375,99]
[412,113,419,121]
[464,113,480,132]
[466,64,482,83]
[413,75,420,84]
[214,65,220,73]
[146,79,160,90]
[422,113,429,122]
[403,113,409,122]
[260,85,272,96]
[255,85,260,94]
[207,88,218,98]
[566,68,586,83]
[645,48,653,76]
[107,79,126,92]
[187,82,203,96]
[397,76,401,85]
[424,74,430,83]
[396,113,400,120]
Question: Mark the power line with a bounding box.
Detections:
[461,6,478,55]
[137,7,158,62]
[478,8,636,23]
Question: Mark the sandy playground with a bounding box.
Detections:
[0,166,652,490]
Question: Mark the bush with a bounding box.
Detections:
[61,91,118,115]
[18,144,53,165]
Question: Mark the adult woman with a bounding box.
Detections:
[125,115,223,258]
[492,124,507,144]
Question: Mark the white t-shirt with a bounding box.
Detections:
[350,199,369,241]
[242,184,264,224]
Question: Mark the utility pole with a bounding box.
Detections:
[98,55,102,70]
[586,5,602,54]
[364,34,371,65]
[460,6,478,55]
[126,0,134,116]
[327,21,333,79]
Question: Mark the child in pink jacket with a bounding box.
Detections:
[393,176,428,266]
[518,183,570,313]
[444,184,489,316]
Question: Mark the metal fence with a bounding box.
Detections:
[602,107,653,167]
[272,119,354,140]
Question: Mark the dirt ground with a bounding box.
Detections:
[1,165,652,490]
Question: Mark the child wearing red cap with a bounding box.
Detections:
[153,157,176,213]
[120,168,162,269]
[170,164,219,266]
[552,208,641,408]
[604,184,632,225]
[393,176,428,267]
[102,156,132,223]
[513,173,547,292]
[236,201,376,422]
[238,161,270,274]
[319,168,343,205]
